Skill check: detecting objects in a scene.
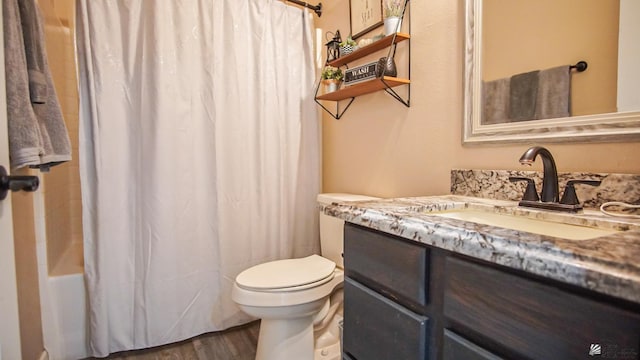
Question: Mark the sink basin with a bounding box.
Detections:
[429,209,621,240]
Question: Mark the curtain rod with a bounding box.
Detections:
[285,0,322,17]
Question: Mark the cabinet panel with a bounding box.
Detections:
[444,256,640,360]
[343,277,429,360]
[345,224,429,312]
[443,330,503,360]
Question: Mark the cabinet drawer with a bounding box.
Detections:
[444,256,640,360]
[343,277,429,360]
[443,330,503,360]
[344,224,429,311]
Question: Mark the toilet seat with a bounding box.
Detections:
[236,255,336,292]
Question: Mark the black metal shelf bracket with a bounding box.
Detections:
[314,96,356,120]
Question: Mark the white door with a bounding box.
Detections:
[0,5,24,360]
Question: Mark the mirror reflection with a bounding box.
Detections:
[463,0,640,143]
[481,0,639,125]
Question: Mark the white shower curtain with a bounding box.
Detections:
[76,0,320,356]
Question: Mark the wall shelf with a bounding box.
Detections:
[316,77,410,101]
[314,0,410,120]
[327,33,410,68]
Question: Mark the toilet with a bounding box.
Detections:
[232,193,379,360]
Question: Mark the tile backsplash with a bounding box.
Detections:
[451,169,640,208]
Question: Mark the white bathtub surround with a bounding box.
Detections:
[34,184,88,360]
[76,1,319,357]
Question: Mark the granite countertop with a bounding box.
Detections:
[323,195,640,304]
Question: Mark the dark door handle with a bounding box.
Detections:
[0,165,39,200]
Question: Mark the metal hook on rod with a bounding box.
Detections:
[285,0,322,16]
[570,61,588,72]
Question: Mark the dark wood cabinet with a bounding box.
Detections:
[444,256,640,360]
[343,223,640,360]
[442,330,503,360]
[344,223,429,313]
[343,224,430,359]
[344,278,429,360]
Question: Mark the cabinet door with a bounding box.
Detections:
[443,330,504,360]
[344,224,429,313]
[343,277,429,360]
[444,256,640,360]
[342,353,355,360]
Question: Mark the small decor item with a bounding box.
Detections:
[325,30,342,63]
[339,37,358,57]
[358,38,374,47]
[372,33,385,42]
[349,0,383,39]
[321,65,344,92]
[344,61,379,86]
[376,57,397,78]
[383,0,404,35]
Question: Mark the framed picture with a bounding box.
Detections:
[349,0,383,39]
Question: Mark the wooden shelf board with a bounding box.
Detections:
[316,77,410,101]
[328,33,411,68]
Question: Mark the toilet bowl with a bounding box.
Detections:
[231,193,379,360]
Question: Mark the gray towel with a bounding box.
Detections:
[482,78,510,124]
[509,70,539,122]
[19,0,47,104]
[535,65,571,120]
[4,0,71,170]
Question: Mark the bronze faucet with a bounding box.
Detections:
[512,146,601,212]
[518,146,559,203]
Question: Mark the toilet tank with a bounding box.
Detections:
[317,193,380,269]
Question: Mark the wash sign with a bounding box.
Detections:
[344,62,379,86]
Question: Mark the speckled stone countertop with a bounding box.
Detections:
[323,195,640,304]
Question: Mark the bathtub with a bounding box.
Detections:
[35,193,89,360]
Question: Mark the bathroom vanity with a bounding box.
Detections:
[324,195,640,360]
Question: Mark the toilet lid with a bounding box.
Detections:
[236,255,336,291]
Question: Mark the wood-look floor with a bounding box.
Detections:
[85,321,260,360]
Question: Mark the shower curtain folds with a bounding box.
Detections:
[76,0,320,356]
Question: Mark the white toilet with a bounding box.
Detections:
[232,193,378,360]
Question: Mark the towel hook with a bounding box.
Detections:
[570,61,588,72]
[0,165,39,200]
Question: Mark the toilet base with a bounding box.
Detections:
[314,340,342,360]
[232,270,345,360]
[314,310,343,360]
[256,316,315,360]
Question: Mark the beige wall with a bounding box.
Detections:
[318,0,640,198]
[483,0,619,116]
[39,0,82,275]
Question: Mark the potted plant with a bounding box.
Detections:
[339,36,358,56]
[321,65,343,93]
[383,0,404,35]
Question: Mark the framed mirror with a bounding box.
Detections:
[463,0,640,144]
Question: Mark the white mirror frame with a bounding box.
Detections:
[463,0,640,144]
